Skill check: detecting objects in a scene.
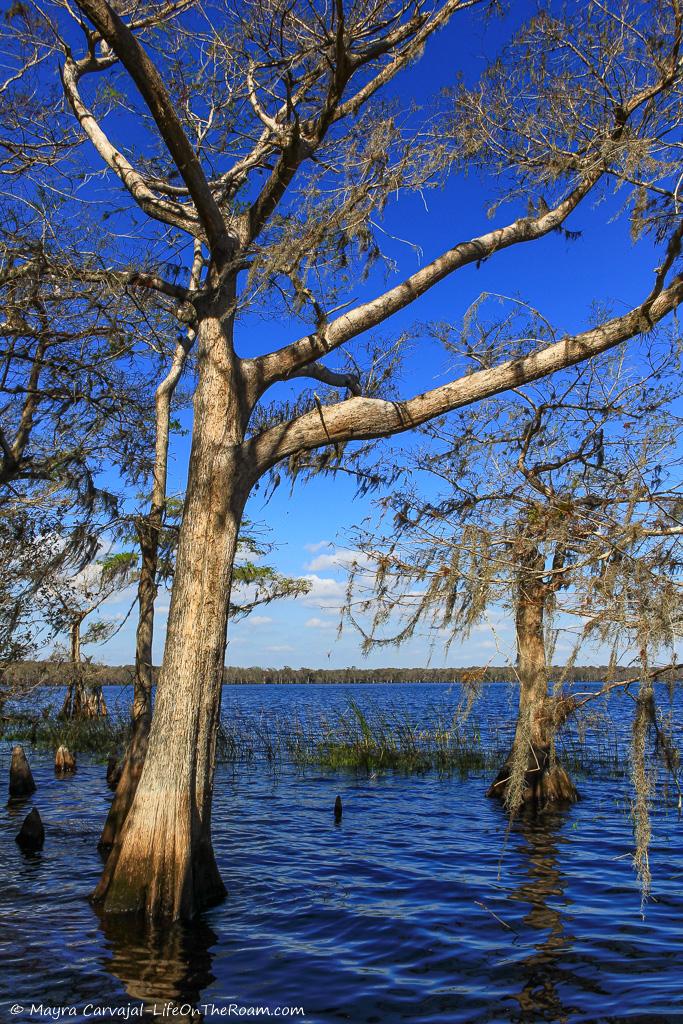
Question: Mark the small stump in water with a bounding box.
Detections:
[334,795,343,823]
[106,755,122,790]
[55,746,76,774]
[9,745,36,799]
[487,745,579,809]
[16,808,44,851]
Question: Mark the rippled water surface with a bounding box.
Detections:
[2,683,683,1024]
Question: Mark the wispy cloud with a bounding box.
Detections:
[305,547,370,573]
[304,540,332,553]
[301,574,346,607]
[305,617,334,630]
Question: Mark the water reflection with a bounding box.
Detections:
[97,911,218,1022]
[506,810,578,1023]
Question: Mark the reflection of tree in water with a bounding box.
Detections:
[507,810,580,1024]
[97,911,217,1022]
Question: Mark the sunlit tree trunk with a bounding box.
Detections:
[488,546,577,808]
[93,289,253,919]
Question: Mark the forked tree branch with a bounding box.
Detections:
[60,57,202,238]
[73,0,232,257]
[241,0,483,245]
[248,174,601,391]
[333,0,480,122]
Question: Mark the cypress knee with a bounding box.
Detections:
[55,746,76,774]
[9,745,36,799]
[16,807,44,851]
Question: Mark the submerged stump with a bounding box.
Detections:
[55,746,77,774]
[487,744,579,809]
[16,808,44,851]
[9,745,36,799]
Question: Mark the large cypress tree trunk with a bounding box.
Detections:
[488,547,578,808]
[100,308,196,851]
[93,294,252,919]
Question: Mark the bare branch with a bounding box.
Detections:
[60,56,202,238]
[288,361,361,395]
[249,176,600,390]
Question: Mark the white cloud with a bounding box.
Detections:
[305,617,334,630]
[266,644,294,653]
[305,547,370,573]
[248,615,273,626]
[301,574,346,607]
[304,540,332,553]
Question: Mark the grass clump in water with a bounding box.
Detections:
[2,713,131,759]
[285,698,500,775]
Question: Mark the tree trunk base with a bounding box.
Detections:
[92,785,226,921]
[487,745,579,808]
[59,683,108,720]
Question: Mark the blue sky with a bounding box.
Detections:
[53,1,681,670]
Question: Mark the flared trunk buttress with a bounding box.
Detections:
[93,300,252,920]
[488,547,578,808]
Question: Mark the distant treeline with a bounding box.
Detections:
[2,661,677,688]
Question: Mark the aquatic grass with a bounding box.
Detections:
[259,698,505,776]
[558,706,630,779]
[1,712,131,759]
[212,698,637,780]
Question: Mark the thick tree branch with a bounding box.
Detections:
[245,274,683,474]
[288,361,361,394]
[127,272,191,303]
[61,57,201,238]
[73,0,232,256]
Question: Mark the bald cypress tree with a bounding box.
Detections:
[345,328,682,817]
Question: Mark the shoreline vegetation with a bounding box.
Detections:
[3,661,680,688]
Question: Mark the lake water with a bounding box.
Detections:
[1,682,683,1024]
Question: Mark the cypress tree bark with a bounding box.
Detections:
[488,546,578,808]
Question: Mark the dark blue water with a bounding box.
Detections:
[1,683,682,1024]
